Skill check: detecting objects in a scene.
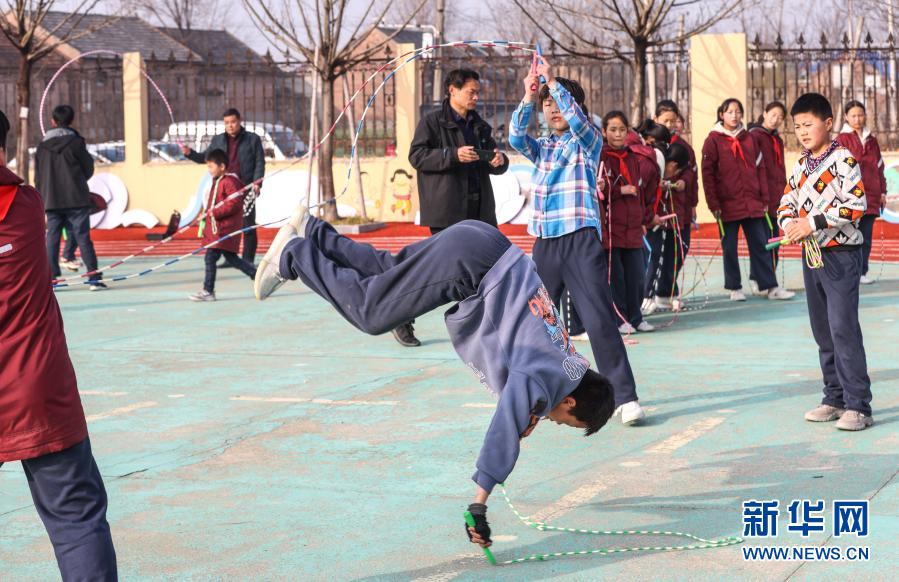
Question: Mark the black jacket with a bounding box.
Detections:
[409,101,509,228]
[34,128,95,211]
[187,127,265,186]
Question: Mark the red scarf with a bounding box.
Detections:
[769,134,783,167]
[0,185,16,223]
[723,134,748,167]
[604,149,632,185]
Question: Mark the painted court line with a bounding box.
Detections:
[644,417,726,454]
[461,402,495,408]
[230,396,399,406]
[86,401,157,422]
[80,390,128,396]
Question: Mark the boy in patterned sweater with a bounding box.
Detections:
[778,93,873,430]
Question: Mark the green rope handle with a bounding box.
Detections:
[464,510,497,565]
[491,483,743,565]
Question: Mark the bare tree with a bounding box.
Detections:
[244,0,426,221]
[0,1,116,179]
[511,0,738,121]
[134,0,223,36]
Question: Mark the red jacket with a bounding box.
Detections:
[748,126,786,218]
[0,166,88,462]
[599,145,656,248]
[701,126,769,222]
[836,127,887,215]
[201,173,247,253]
[670,133,699,228]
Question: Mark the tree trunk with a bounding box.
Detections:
[318,75,338,222]
[16,57,33,182]
[630,39,648,124]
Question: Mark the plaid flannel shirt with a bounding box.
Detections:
[509,83,603,239]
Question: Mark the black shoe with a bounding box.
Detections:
[89,281,109,291]
[391,322,421,347]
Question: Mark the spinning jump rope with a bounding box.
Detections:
[42,41,743,565]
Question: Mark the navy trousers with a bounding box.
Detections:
[280,218,510,335]
[644,228,681,298]
[532,228,638,407]
[858,214,876,275]
[722,217,777,291]
[46,208,101,282]
[241,207,258,264]
[203,248,257,293]
[0,438,117,581]
[610,247,646,327]
[803,248,872,415]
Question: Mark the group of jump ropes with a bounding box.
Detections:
[61,39,899,565]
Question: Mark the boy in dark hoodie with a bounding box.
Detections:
[253,207,616,549]
[35,105,105,289]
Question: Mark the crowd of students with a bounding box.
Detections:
[563,93,888,339]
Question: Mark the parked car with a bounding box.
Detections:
[163,121,308,160]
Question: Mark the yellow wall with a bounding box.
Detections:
[689,33,748,223]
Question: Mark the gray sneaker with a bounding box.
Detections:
[835,410,874,431]
[254,206,309,301]
[804,404,845,422]
[189,290,216,302]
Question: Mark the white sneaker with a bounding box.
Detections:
[641,297,657,316]
[189,290,216,302]
[767,286,796,300]
[254,206,308,300]
[60,258,82,272]
[860,275,874,285]
[618,322,636,335]
[653,296,673,310]
[730,289,747,302]
[570,332,590,342]
[636,321,655,332]
[616,400,646,425]
[749,279,764,296]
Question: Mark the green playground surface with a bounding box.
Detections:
[1,255,897,581]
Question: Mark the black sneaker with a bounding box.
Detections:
[391,322,421,347]
[89,281,109,291]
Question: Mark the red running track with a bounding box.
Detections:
[83,221,899,261]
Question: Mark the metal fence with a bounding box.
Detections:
[145,52,396,159]
[419,47,692,148]
[0,55,124,163]
[748,33,899,149]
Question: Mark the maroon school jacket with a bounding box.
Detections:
[670,133,699,227]
[701,126,769,222]
[748,125,787,218]
[0,166,88,462]
[201,173,247,253]
[836,127,887,215]
[599,145,655,249]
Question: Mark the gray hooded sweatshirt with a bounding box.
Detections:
[444,245,591,492]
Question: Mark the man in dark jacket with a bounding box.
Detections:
[402,70,509,348]
[35,105,105,289]
[1,108,118,580]
[410,69,509,234]
[182,108,265,264]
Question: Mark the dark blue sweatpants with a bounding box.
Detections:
[610,247,646,327]
[803,248,872,415]
[532,228,639,407]
[279,218,511,335]
[722,217,777,291]
[1,438,117,581]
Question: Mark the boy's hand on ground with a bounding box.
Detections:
[457,146,478,164]
[466,503,492,548]
[784,218,813,241]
